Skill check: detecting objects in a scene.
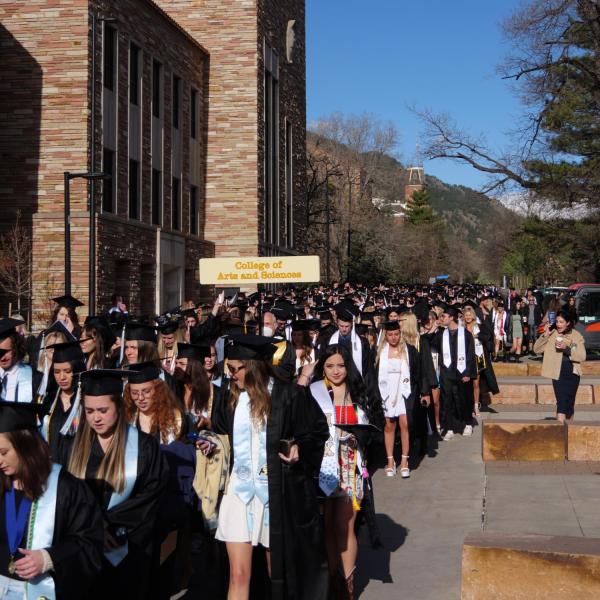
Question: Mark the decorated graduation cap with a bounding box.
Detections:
[225,334,277,361]
[0,318,25,340]
[124,324,157,344]
[47,341,86,367]
[383,320,401,331]
[182,308,199,319]
[0,401,44,433]
[126,361,161,384]
[81,369,129,397]
[176,343,210,362]
[51,294,84,309]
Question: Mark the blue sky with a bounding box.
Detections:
[306,0,524,190]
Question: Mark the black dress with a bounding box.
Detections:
[211,379,330,600]
[84,430,169,600]
[0,470,104,599]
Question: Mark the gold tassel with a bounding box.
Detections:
[352,494,361,512]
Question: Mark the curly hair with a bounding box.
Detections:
[123,379,183,443]
[313,344,384,429]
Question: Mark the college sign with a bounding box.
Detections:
[199,255,321,284]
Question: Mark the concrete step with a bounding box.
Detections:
[483,419,600,461]
[491,360,600,377]
[492,377,600,405]
[462,531,600,599]
[483,419,566,461]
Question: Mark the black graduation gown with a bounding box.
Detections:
[211,379,330,600]
[472,322,500,396]
[0,470,104,600]
[44,391,76,467]
[432,328,478,434]
[84,431,169,600]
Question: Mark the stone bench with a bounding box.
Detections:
[462,531,600,599]
[482,420,566,461]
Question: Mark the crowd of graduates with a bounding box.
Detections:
[0,282,507,600]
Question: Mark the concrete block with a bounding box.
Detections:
[482,420,566,461]
[494,384,536,405]
[537,384,593,405]
[568,422,600,461]
[527,362,542,376]
[462,531,600,600]
[594,385,600,404]
[582,362,600,376]
[492,362,528,377]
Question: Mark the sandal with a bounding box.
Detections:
[400,455,410,479]
[385,456,396,477]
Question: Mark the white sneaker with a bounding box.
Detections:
[463,425,473,436]
[443,430,455,441]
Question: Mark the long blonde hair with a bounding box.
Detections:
[401,313,420,348]
[37,331,67,371]
[228,360,272,424]
[68,395,128,493]
[157,328,183,359]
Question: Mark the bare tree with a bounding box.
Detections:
[0,211,32,315]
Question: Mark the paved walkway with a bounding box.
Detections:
[356,406,600,599]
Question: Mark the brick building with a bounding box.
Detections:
[0,0,306,325]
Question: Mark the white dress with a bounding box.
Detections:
[216,420,270,548]
[382,357,407,418]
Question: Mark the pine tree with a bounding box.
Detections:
[404,188,439,225]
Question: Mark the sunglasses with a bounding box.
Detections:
[227,364,246,375]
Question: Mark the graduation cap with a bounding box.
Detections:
[219,320,247,338]
[0,401,44,432]
[124,324,157,344]
[333,303,355,323]
[159,322,180,335]
[83,315,117,348]
[125,361,161,384]
[385,306,402,316]
[225,335,277,361]
[51,294,84,309]
[176,343,210,362]
[443,306,460,319]
[462,300,479,310]
[0,318,25,340]
[81,369,129,396]
[291,320,313,332]
[270,306,294,321]
[43,319,76,340]
[383,320,400,331]
[317,310,333,321]
[182,308,199,319]
[48,341,86,367]
[354,323,369,336]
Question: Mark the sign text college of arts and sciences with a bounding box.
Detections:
[199,256,321,285]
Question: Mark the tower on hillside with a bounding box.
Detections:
[404,141,425,202]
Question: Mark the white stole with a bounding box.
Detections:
[442,327,467,373]
[472,323,484,358]
[26,464,61,600]
[310,380,368,496]
[328,329,363,375]
[105,425,139,566]
[378,344,411,405]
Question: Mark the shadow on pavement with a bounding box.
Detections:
[355,514,409,598]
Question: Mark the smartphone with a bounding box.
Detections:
[186,433,216,452]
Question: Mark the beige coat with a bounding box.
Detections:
[534,328,586,380]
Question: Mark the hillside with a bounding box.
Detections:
[368,151,521,248]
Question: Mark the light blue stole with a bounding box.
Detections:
[231,391,269,531]
[104,425,139,567]
[25,463,61,600]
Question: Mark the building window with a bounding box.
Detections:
[285,120,293,247]
[103,25,116,91]
[129,159,139,219]
[102,148,115,213]
[152,169,162,226]
[190,185,198,235]
[263,42,280,246]
[173,75,180,129]
[152,60,162,118]
[129,43,140,105]
[172,176,180,230]
[190,88,197,139]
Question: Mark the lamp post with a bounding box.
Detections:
[63,171,110,302]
